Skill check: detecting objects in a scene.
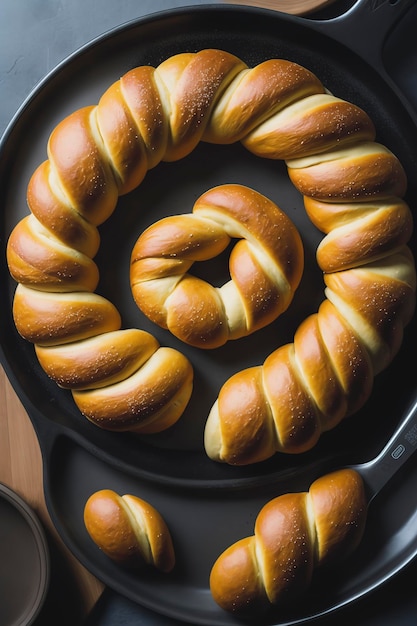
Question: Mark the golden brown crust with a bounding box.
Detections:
[287,142,407,202]
[120,66,169,171]
[204,293,377,465]
[83,489,175,572]
[324,249,416,374]
[121,494,175,573]
[310,469,367,566]
[35,328,159,389]
[263,344,321,454]
[315,299,373,415]
[27,161,100,257]
[131,184,304,349]
[305,197,413,272]
[204,58,325,144]
[255,492,314,604]
[5,48,415,442]
[243,93,376,159]
[206,366,276,466]
[156,50,247,160]
[210,469,367,613]
[72,347,193,433]
[12,284,122,346]
[204,112,414,466]
[293,312,347,428]
[205,249,416,464]
[96,79,148,195]
[7,215,99,292]
[47,106,119,226]
[209,537,268,615]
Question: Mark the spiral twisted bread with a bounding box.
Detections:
[6,48,415,439]
[205,248,415,465]
[10,283,193,433]
[210,468,367,614]
[84,489,175,572]
[204,135,415,462]
[130,184,304,349]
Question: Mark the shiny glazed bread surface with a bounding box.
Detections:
[84,489,175,572]
[6,49,415,442]
[210,469,367,613]
[131,183,304,348]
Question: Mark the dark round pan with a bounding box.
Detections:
[1,2,417,624]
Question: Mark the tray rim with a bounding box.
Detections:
[0,482,50,626]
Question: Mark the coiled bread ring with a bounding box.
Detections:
[6,49,415,443]
[130,184,304,349]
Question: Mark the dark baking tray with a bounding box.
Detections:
[1,2,417,625]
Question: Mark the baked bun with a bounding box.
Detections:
[5,48,415,444]
[131,184,303,348]
[84,489,175,573]
[210,469,367,614]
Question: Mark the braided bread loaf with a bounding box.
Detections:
[130,184,303,349]
[6,48,415,441]
[210,468,367,614]
[84,489,175,572]
[205,251,415,464]
[11,284,193,433]
[204,150,415,463]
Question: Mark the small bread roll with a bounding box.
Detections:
[84,489,175,573]
[131,184,304,348]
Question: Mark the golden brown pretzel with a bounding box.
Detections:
[130,184,304,348]
[5,48,415,440]
[210,469,367,614]
[84,489,175,572]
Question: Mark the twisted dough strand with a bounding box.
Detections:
[210,469,367,614]
[130,184,304,348]
[5,49,415,438]
[84,489,175,572]
[6,49,253,431]
[305,196,413,272]
[205,247,415,465]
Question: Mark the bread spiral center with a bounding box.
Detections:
[6,49,415,443]
[130,184,304,349]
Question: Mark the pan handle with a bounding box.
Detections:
[306,0,417,121]
[312,0,415,66]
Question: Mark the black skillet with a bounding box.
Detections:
[1,1,417,624]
